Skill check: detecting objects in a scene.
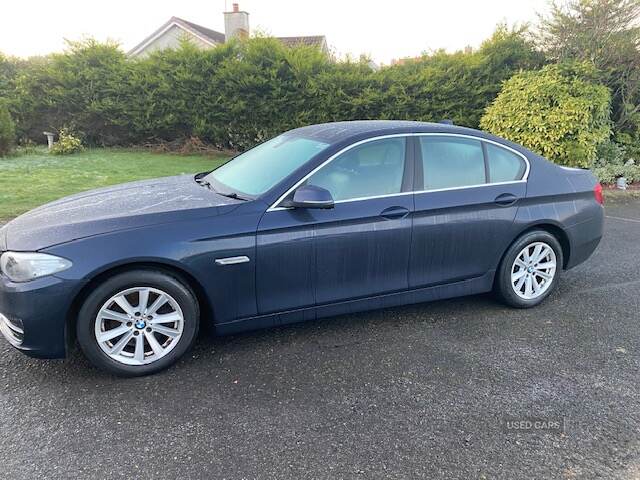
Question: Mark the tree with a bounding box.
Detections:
[1,28,545,149]
[478,24,546,80]
[0,52,20,99]
[480,62,611,168]
[377,24,545,128]
[0,99,16,156]
[537,0,640,136]
[12,39,133,145]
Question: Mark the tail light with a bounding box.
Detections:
[594,182,604,205]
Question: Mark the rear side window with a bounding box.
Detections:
[486,143,526,182]
[419,137,485,190]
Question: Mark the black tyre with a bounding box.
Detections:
[77,269,199,376]
[495,230,563,308]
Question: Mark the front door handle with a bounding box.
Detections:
[494,193,519,207]
[380,206,410,220]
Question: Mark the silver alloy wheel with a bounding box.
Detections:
[510,241,557,300]
[94,287,184,366]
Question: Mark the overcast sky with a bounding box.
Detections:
[1,0,549,64]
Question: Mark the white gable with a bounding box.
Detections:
[129,22,220,58]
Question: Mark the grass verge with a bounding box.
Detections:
[0,148,228,221]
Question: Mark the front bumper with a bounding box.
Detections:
[0,273,78,358]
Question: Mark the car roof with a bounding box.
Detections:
[287,120,487,144]
[287,120,535,159]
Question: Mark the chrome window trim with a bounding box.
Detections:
[291,199,332,204]
[267,132,530,212]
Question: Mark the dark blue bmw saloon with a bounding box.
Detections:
[0,121,604,375]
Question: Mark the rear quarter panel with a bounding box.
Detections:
[516,154,604,269]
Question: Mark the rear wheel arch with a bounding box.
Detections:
[494,228,564,308]
[66,262,214,354]
[507,223,571,270]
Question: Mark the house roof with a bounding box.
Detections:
[128,17,327,57]
[128,17,225,56]
[276,36,327,48]
[178,18,226,44]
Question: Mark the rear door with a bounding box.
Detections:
[409,134,527,288]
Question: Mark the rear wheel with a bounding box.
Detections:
[77,270,199,376]
[495,230,563,308]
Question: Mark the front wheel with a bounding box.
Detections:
[495,230,563,308]
[76,270,200,376]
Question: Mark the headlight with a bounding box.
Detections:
[0,252,72,283]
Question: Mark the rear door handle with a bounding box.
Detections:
[380,206,410,219]
[494,193,519,207]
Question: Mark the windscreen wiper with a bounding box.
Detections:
[194,175,212,188]
[218,191,250,201]
[195,175,249,201]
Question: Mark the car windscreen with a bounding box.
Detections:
[204,134,330,197]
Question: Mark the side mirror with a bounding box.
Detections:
[285,185,334,209]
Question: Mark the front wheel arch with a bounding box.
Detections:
[66,262,214,355]
[75,269,199,375]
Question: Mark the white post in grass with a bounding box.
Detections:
[43,132,55,149]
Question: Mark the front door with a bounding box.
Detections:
[309,194,413,305]
[256,136,414,313]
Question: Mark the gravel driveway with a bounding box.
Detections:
[1,201,639,479]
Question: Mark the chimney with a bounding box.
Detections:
[224,3,250,40]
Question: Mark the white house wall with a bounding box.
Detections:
[134,25,213,58]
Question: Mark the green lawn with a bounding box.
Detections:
[0,148,229,221]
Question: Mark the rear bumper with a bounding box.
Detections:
[565,207,605,270]
[0,274,78,359]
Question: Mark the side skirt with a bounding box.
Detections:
[214,271,496,335]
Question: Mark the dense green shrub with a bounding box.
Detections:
[596,139,627,165]
[50,128,83,155]
[537,0,640,140]
[12,40,133,146]
[592,140,640,183]
[373,25,544,128]
[480,62,611,168]
[0,99,15,156]
[615,131,640,162]
[4,27,543,150]
[593,160,640,184]
[0,53,20,99]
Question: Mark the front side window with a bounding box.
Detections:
[305,137,407,202]
[420,137,486,190]
[486,143,526,182]
[205,134,330,196]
